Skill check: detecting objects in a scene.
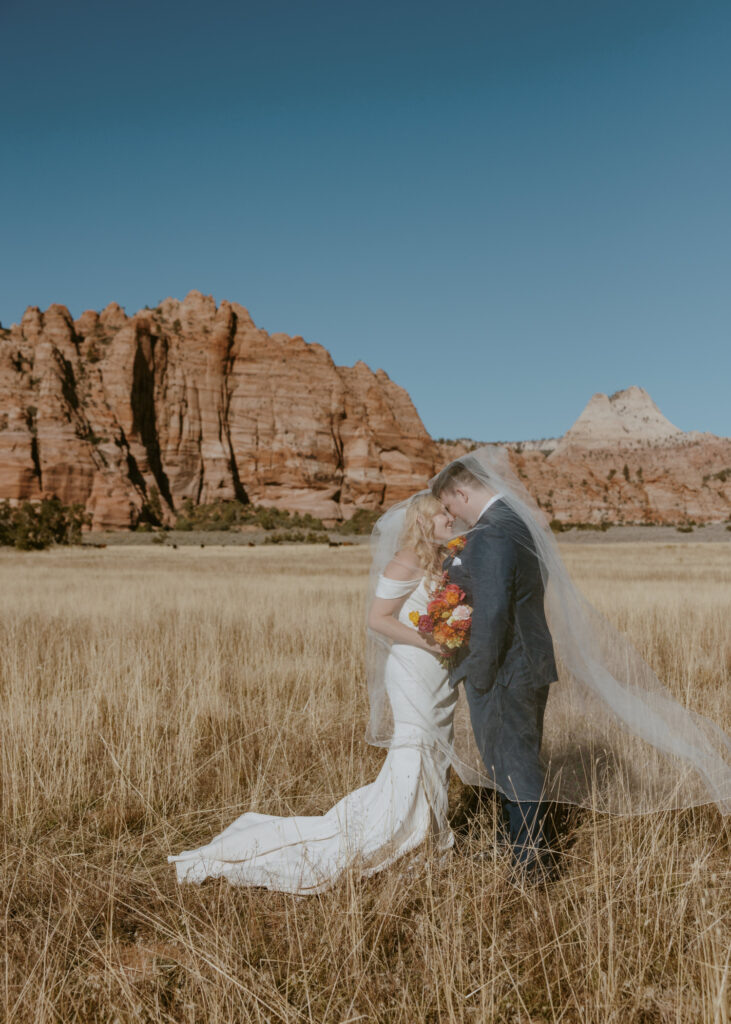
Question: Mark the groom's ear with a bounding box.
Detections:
[453,487,470,506]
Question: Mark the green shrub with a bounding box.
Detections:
[0,497,91,550]
[334,508,381,535]
[252,507,325,531]
[263,530,328,545]
[174,499,327,533]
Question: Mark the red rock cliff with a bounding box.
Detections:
[0,291,438,527]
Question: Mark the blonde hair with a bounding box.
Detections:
[400,494,446,582]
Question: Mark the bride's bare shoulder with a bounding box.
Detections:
[382,547,422,580]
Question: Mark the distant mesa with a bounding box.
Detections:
[0,291,729,528]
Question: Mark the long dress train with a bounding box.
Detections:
[168,575,457,894]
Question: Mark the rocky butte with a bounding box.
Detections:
[0,292,729,528]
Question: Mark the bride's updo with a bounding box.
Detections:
[400,494,446,581]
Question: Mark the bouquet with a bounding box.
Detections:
[409,572,472,668]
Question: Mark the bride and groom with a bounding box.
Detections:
[168,449,731,892]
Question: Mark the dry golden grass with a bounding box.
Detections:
[1,542,729,1023]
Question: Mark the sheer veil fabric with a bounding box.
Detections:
[365,446,731,815]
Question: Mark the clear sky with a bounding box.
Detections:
[2,0,729,441]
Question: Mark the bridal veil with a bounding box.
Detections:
[365,445,731,815]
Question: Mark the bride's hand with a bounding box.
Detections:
[418,634,441,656]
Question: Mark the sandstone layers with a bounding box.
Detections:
[1,292,729,528]
[513,386,731,525]
[0,291,435,527]
[439,387,731,525]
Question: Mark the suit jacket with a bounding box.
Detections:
[446,499,557,694]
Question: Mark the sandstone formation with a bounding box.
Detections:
[513,437,731,526]
[1,294,728,529]
[555,386,684,449]
[517,387,731,525]
[0,292,437,527]
[437,386,730,526]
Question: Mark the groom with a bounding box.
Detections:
[431,461,558,876]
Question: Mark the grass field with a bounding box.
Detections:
[1,542,729,1023]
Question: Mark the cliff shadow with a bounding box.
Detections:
[131,341,173,510]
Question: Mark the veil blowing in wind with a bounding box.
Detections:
[365,446,731,816]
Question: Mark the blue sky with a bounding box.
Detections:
[1,0,729,440]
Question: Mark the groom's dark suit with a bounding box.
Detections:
[445,498,558,867]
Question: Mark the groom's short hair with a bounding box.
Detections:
[431,461,481,498]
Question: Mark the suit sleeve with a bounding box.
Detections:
[452,527,516,694]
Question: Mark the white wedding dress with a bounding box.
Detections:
[168,575,458,893]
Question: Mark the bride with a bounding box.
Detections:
[168,494,459,893]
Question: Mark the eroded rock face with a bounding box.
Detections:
[0,291,438,527]
[439,388,731,526]
[557,386,684,449]
[513,438,731,525]
[525,387,731,524]
[1,300,728,528]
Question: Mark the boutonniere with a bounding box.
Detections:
[446,535,467,555]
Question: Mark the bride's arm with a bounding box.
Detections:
[367,550,438,654]
[369,597,437,651]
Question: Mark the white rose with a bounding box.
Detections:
[448,605,472,623]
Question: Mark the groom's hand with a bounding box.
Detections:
[448,660,469,689]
